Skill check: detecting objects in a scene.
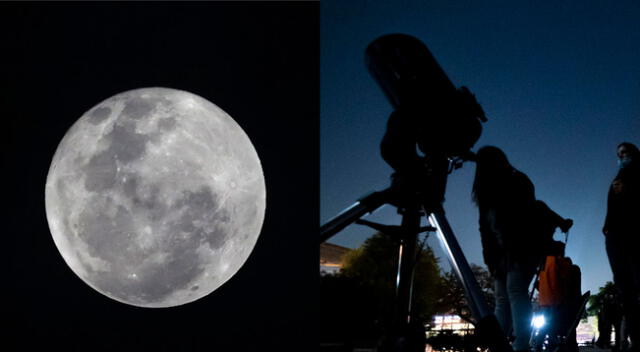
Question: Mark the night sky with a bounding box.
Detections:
[2,3,318,351]
[321,1,640,297]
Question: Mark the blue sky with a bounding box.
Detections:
[320,0,640,296]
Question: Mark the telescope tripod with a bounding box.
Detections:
[321,157,513,352]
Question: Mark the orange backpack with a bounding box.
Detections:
[537,255,581,307]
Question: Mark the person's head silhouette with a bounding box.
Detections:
[472,146,515,206]
[617,142,639,169]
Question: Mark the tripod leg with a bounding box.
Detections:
[394,206,421,327]
[377,205,425,352]
[428,209,513,352]
[320,189,389,243]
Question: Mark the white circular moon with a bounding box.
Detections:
[45,87,266,308]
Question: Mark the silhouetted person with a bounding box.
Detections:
[472,146,535,352]
[472,146,571,352]
[538,241,581,352]
[603,142,640,351]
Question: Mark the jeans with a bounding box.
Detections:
[605,232,640,347]
[494,264,535,351]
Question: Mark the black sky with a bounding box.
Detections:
[1,2,318,351]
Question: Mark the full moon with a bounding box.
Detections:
[45,87,266,308]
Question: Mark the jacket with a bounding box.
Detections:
[604,160,640,236]
[479,169,538,278]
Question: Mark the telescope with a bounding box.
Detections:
[366,33,486,169]
[322,34,512,352]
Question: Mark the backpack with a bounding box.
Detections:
[537,243,582,307]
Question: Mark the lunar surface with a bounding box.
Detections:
[45,87,266,308]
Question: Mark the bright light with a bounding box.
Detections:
[532,315,546,329]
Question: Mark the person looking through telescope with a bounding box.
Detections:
[472,146,571,352]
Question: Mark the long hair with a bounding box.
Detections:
[472,146,514,207]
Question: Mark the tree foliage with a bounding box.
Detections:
[587,281,618,316]
[340,231,444,324]
[320,231,495,345]
[320,231,444,344]
[437,264,495,325]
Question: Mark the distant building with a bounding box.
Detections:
[320,242,351,275]
[427,314,599,343]
[428,315,474,336]
[575,316,600,345]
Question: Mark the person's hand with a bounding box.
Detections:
[559,218,573,233]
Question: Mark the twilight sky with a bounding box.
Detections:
[320,0,640,296]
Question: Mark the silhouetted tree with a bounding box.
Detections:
[588,281,624,349]
[340,231,444,324]
[587,281,616,316]
[320,231,443,346]
[437,264,495,325]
